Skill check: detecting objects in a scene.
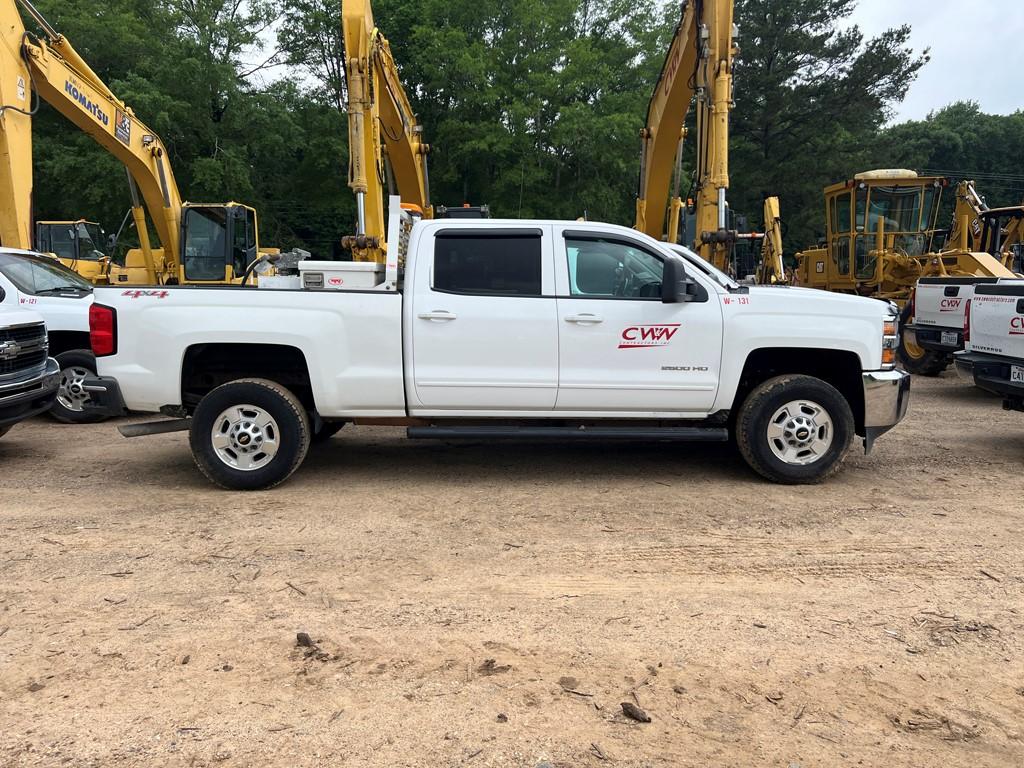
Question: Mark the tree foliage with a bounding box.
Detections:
[22,0,1009,262]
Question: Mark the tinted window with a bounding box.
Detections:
[565,238,664,299]
[433,234,542,296]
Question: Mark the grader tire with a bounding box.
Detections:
[898,306,949,376]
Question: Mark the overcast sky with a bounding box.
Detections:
[847,0,1024,123]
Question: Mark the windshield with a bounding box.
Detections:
[0,253,93,294]
[862,185,940,258]
[183,207,228,281]
[667,244,739,289]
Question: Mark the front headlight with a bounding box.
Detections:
[881,315,898,368]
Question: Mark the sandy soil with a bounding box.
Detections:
[0,373,1022,767]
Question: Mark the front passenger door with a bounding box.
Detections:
[554,231,723,414]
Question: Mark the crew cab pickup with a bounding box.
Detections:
[955,280,1024,412]
[84,208,910,489]
[0,305,60,439]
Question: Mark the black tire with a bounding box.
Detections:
[0,425,11,439]
[310,420,346,444]
[189,378,310,491]
[898,305,949,376]
[50,350,107,424]
[736,375,855,485]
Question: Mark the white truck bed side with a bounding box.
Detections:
[93,287,406,416]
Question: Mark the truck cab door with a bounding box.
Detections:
[408,226,559,412]
[553,229,723,415]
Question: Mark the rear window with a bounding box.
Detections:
[433,232,542,296]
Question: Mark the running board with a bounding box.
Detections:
[118,418,191,438]
[407,426,729,442]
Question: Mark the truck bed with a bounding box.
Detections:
[92,285,406,416]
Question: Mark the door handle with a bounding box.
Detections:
[418,310,457,321]
[565,314,604,324]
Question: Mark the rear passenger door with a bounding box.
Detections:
[408,227,559,412]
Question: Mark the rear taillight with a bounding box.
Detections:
[963,299,972,345]
[89,304,117,357]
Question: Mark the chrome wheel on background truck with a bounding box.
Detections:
[51,350,107,424]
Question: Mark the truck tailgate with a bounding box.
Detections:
[970,281,1024,357]
[915,277,998,329]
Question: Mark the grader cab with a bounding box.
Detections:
[795,170,1015,307]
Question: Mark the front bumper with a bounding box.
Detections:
[954,351,1024,410]
[0,358,61,428]
[862,369,911,453]
[81,375,127,419]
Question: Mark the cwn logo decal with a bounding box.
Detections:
[328,277,345,286]
[619,324,681,349]
[1010,316,1024,336]
[122,289,170,299]
[940,298,962,312]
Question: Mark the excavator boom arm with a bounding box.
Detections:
[635,0,737,273]
[0,0,183,282]
[342,0,431,262]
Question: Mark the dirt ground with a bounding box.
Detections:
[0,373,1022,767]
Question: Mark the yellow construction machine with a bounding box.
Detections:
[794,169,1016,303]
[341,0,432,264]
[34,218,110,281]
[0,0,271,284]
[634,0,787,283]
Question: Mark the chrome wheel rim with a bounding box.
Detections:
[766,399,834,466]
[210,404,280,471]
[57,366,93,412]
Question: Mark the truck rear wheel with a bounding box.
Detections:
[898,306,949,376]
[189,378,310,491]
[736,375,854,484]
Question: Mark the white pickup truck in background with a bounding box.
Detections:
[901,277,1003,375]
[955,280,1024,412]
[83,207,910,490]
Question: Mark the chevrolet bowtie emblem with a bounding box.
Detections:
[0,340,22,360]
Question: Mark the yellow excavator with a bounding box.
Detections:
[341,0,432,264]
[794,170,1016,304]
[634,0,787,284]
[0,0,270,284]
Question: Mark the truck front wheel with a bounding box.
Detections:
[190,379,311,491]
[736,375,854,484]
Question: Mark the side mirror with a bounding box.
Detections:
[662,256,700,303]
[107,234,118,250]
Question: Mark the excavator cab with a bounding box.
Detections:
[34,220,109,281]
[180,203,258,283]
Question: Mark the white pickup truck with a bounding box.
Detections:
[83,208,910,489]
[900,277,1003,375]
[955,280,1024,412]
